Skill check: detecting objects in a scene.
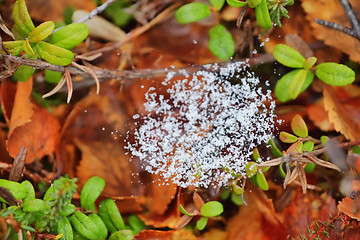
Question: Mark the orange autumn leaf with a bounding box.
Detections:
[338,197,360,220]
[134,229,197,240]
[0,79,17,123]
[302,0,360,62]
[307,101,335,132]
[323,84,360,141]
[6,107,60,163]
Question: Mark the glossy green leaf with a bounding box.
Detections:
[209,24,235,60]
[88,213,108,240]
[247,0,261,8]
[0,179,27,201]
[57,217,74,240]
[232,184,244,195]
[23,199,46,212]
[303,57,317,70]
[226,0,247,7]
[288,68,307,99]
[48,23,89,50]
[196,217,208,230]
[175,3,211,24]
[275,69,314,102]
[80,176,105,211]
[268,138,283,157]
[11,24,28,40]
[70,211,99,240]
[254,0,272,29]
[21,180,35,202]
[36,41,74,66]
[252,148,261,163]
[23,39,35,56]
[273,44,306,68]
[287,141,303,154]
[108,230,134,240]
[99,198,125,233]
[12,0,35,36]
[255,171,269,190]
[315,63,355,86]
[304,163,316,173]
[13,64,35,82]
[28,21,55,42]
[230,192,244,205]
[127,215,145,235]
[302,141,314,152]
[279,132,298,143]
[44,69,62,84]
[291,114,308,138]
[2,40,24,55]
[245,161,257,177]
[59,204,76,217]
[200,201,223,217]
[210,0,225,10]
[279,163,286,178]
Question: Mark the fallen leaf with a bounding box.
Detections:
[0,79,17,123]
[307,100,335,132]
[134,229,198,240]
[202,229,228,240]
[302,0,360,62]
[6,107,60,163]
[323,84,360,140]
[338,197,360,220]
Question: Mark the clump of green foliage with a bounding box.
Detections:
[0,176,145,239]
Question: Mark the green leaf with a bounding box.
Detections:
[21,180,35,202]
[28,21,55,42]
[303,57,317,70]
[22,199,46,212]
[12,0,35,36]
[230,192,244,205]
[127,215,145,235]
[99,198,125,233]
[209,24,235,60]
[302,141,314,152]
[245,162,257,178]
[279,132,298,143]
[232,184,244,195]
[48,23,89,50]
[108,230,134,240]
[70,211,99,240]
[320,135,329,145]
[255,171,269,190]
[80,176,105,211]
[13,65,35,82]
[279,163,286,178]
[2,40,25,55]
[252,148,261,163]
[59,204,76,217]
[196,217,208,230]
[57,217,74,240]
[288,69,307,99]
[247,0,261,8]
[104,1,133,27]
[36,41,74,66]
[178,204,193,216]
[0,179,28,201]
[200,201,223,217]
[291,114,308,138]
[226,0,247,7]
[268,137,283,157]
[23,39,35,56]
[88,213,108,240]
[315,63,355,86]
[287,141,303,153]
[44,69,62,84]
[175,3,211,24]
[254,0,272,29]
[275,69,314,102]
[210,0,225,10]
[304,163,316,173]
[273,44,306,68]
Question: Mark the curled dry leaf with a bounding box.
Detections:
[338,197,360,220]
[323,84,360,141]
[302,0,360,62]
[9,146,26,182]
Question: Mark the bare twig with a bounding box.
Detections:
[314,0,360,41]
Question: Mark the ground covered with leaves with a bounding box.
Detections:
[1,0,360,239]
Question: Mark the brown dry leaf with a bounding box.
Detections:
[4,78,33,136]
[0,79,17,123]
[307,100,335,132]
[302,0,360,62]
[202,229,228,240]
[27,0,96,22]
[6,107,60,163]
[227,185,287,240]
[279,191,337,238]
[134,229,197,240]
[338,197,360,220]
[323,84,360,141]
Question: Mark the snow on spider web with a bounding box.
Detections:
[126,62,276,188]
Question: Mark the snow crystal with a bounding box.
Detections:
[126,62,276,188]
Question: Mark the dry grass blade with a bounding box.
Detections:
[65,68,73,103]
[257,157,282,167]
[306,154,341,172]
[72,62,100,94]
[0,14,15,40]
[42,72,66,99]
[297,162,307,193]
[283,163,291,189]
[193,192,205,210]
[287,165,299,186]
